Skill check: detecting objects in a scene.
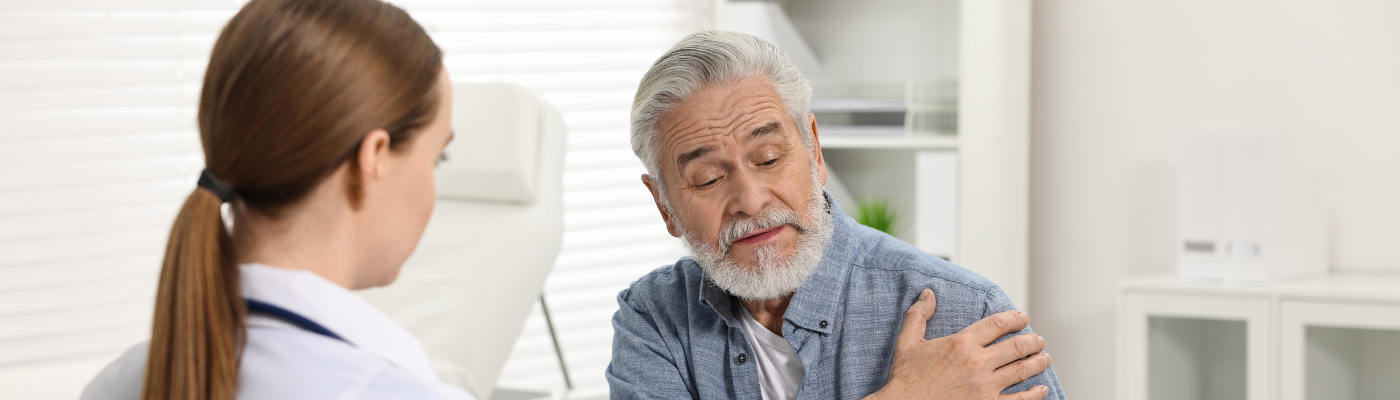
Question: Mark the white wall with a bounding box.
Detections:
[1031,0,1400,398]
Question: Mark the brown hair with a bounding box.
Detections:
[142,0,442,399]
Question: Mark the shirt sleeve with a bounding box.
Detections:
[981,286,1068,399]
[606,287,696,400]
[356,366,477,400]
[80,341,147,400]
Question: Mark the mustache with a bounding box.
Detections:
[717,207,804,252]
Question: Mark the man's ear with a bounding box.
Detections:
[642,174,680,237]
[349,129,392,208]
[808,113,827,186]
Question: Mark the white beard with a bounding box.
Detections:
[669,167,835,301]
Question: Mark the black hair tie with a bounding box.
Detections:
[197,168,237,203]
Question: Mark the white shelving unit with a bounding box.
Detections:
[820,146,959,260]
[757,0,1031,306]
[1119,273,1400,400]
[809,92,957,137]
[820,135,959,150]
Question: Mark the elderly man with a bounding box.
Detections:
[607,31,1065,400]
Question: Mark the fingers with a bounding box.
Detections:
[960,310,1030,346]
[987,332,1046,367]
[997,385,1050,400]
[897,289,938,344]
[994,352,1052,389]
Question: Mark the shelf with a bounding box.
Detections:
[819,126,905,136]
[810,99,906,113]
[1303,326,1399,400]
[819,135,958,150]
[1120,279,1273,400]
[810,99,956,113]
[1147,316,1247,400]
[1120,272,1400,304]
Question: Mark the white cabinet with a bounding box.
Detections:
[1120,274,1400,400]
[1119,285,1271,400]
[1279,286,1400,400]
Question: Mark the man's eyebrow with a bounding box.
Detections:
[673,122,781,172]
[676,146,712,172]
[749,122,782,139]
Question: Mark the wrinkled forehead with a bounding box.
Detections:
[654,78,791,169]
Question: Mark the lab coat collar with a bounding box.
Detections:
[239,263,440,383]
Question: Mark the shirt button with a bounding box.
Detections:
[820,320,829,328]
[736,353,748,364]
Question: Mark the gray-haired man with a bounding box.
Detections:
[607,31,1065,400]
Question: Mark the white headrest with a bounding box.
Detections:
[436,82,544,204]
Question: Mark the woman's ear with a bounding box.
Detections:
[358,129,392,178]
[346,129,392,208]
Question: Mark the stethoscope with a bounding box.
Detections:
[245,299,349,343]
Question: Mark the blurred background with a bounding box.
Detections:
[2,0,1399,399]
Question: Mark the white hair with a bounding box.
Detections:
[630,30,814,190]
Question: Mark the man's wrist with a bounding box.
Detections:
[866,385,903,400]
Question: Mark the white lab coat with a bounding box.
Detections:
[81,264,475,400]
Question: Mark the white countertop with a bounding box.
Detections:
[1122,272,1400,304]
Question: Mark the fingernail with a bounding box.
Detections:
[1038,335,1045,346]
[1043,353,1052,363]
[920,289,930,301]
[1039,385,1048,393]
[1020,311,1029,323]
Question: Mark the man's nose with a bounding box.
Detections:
[726,170,771,218]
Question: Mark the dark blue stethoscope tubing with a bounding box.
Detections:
[245,299,350,344]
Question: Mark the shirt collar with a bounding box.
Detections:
[698,191,861,335]
[783,193,859,334]
[700,271,739,323]
[239,263,440,383]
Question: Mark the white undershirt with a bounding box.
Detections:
[737,306,805,400]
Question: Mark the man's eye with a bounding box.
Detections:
[436,152,449,167]
[696,176,719,187]
[759,157,779,166]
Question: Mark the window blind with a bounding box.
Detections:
[398,2,709,398]
[0,1,708,399]
[0,0,243,379]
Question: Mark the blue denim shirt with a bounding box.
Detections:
[606,195,1065,399]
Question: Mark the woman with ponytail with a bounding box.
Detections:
[80,0,469,398]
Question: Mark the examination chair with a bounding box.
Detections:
[358,82,565,400]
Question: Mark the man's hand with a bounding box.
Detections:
[866,289,1052,400]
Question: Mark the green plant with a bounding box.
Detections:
[855,198,898,236]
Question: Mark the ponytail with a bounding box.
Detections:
[142,187,244,400]
[138,0,443,397]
